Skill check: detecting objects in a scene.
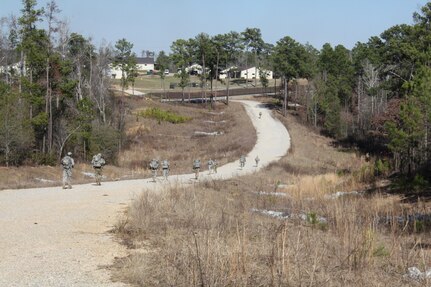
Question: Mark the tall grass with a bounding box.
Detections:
[111,102,431,286]
[112,174,431,286]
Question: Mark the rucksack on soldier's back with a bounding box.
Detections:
[62,157,72,169]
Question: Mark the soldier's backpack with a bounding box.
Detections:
[92,155,105,168]
[150,160,159,170]
[193,160,201,169]
[61,156,73,169]
[162,160,169,169]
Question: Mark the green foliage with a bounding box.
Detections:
[372,244,389,257]
[374,158,390,177]
[89,124,120,164]
[393,174,429,192]
[412,175,429,191]
[318,43,355,103]
[306,212,318,225]
[0,83,34,165]
[30,111,48,128]
[30,152,57,166]
[306,211,328,231]
[113,38,137,90]
[259,69,269,88]
[317,77,342,137]
[156,51,170,79]
[138,108,192,124]
[175,69,190,91]
[271,36,312,80]
[414,220,425,233]
[385,66,431,175]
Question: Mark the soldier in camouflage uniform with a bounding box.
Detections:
[213,160,218,173]
[239,155,246,169]
[193,159,201,180]
[255,155,260,167]
[207,159,214,174]
[61,152,75,189]
[162,159,170,180]
[150,159,159,181]
[91,153,106,185]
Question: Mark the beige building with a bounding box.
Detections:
[110,57,155,78]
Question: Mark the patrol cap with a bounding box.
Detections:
[67,152,72,156]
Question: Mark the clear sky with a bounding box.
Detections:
[1,0,429,55]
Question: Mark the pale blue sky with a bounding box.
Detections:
[1,0,428,54]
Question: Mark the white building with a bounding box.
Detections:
[240,66,273,80]
[0,61,25,77]
[218,66,239,80]
[110,57,155,79]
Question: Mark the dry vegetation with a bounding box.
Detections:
[111,104,431,286]
[0,98,255,190]
[119,97,255,176]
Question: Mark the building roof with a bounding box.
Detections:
[136,57,154,65]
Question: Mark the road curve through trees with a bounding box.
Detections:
[0,100,290,286]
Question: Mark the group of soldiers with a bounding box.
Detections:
[148,158,219,181]
[149,159,171,181]
[239,155,260,169]
[61,152,262,188]
[61,152,105,189]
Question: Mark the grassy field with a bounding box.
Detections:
[111,101,431,286]
[112,75,278,93]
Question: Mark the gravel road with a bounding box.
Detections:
[0,100,290,286]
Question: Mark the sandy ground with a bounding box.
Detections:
[0,100,290,287]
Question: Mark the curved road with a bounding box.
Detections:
[0,100,290,286]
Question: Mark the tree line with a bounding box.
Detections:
[1,0,431,179]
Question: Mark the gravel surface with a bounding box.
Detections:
[0,100,290,286]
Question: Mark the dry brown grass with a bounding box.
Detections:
[111,102,431,286]
[112,182,431,286]
[118,98,255,175]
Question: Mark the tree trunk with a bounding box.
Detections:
[283,77,288,117]
[215,51,219,102]
[202,53,207,105]
[226,72,230,105]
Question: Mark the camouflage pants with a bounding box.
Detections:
[94,167,102,185]
[152,169,157,181]
[63,168,72,188]
[163,168,169,179]
[194,168,200,179]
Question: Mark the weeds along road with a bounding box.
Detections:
[0,100,290,287]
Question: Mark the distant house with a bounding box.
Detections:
[110,57,155,79]
[219,66,273,80]
[240,66,273,80]
[0,61,25,77]
[219,66,240,79]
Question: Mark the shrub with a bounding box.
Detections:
[137,107,192,124]
[374,158,390,177]
[89,124,120,164]
[30,152,57,166]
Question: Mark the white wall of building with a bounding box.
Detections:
[240,67,273,80]
[109,63,155,79]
